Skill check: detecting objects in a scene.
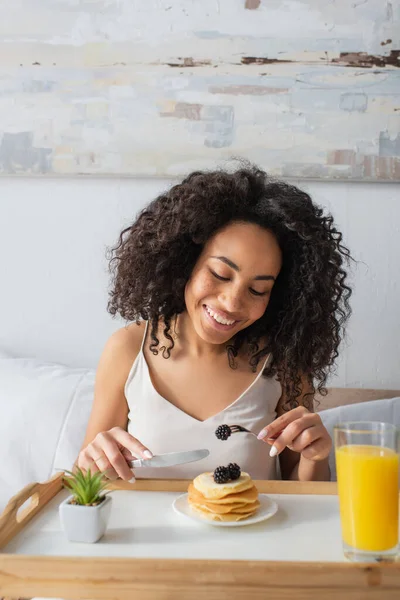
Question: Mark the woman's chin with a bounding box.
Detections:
[197,313,239,344]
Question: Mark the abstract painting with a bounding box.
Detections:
[0,0,398,179]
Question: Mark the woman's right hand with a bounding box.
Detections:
[77,426,153,482]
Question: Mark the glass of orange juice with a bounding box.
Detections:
[334,421,399,562]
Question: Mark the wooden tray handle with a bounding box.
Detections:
[0,471,64,549]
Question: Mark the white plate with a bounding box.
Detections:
[172,493,278,527]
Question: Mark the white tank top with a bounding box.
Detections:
[125,322,282,480]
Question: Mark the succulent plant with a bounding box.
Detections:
[63,467,109,506]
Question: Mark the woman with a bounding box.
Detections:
[76,165,352,482]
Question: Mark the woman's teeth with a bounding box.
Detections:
[205,306,235,326]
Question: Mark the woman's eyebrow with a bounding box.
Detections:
[210,255,276,281]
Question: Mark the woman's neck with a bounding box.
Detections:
[172,312,230,359]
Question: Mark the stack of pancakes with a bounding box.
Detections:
[188,471,260,522]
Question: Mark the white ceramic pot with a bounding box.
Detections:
[59,494,112,543]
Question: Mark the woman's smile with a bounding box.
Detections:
[202,304,240,331]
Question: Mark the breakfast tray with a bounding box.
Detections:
[0,473,399,600]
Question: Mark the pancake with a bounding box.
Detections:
[188,470,260,523]
[192,471,253,499]
[191,505,259,522]
[190,499,260,515]
[188,482,259,505]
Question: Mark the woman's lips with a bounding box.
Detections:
[203,305,239,331]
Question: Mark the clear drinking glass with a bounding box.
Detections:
[334,421,399,562]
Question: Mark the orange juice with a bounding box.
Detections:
[336,445,399,552]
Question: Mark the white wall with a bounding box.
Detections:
[0,177,399,389]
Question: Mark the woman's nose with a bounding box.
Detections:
[219,286,244,314]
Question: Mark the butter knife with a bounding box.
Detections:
[128,448,209,469]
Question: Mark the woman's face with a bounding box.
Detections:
[184,221,282,345]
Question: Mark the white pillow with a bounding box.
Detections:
[0,350,95,513]
[320,397,400,481]
[52,370,95,474]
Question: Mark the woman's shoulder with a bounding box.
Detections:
[100,321,147,369]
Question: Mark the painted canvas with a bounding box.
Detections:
[0,0,398,179]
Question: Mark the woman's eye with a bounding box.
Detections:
[209,268,270,296]
[250,288,268,297]
[210,270,230,282]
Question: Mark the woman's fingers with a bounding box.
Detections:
[77,447,117,479]
[77,427,153,482]
[257,406,332,461]
[93,432,137,480]
[285,424,321,453]
[267,416,332,461]
[120,447,136,462]
[86,445,119,480]
[111,427,153,460]
[257,406,308,441]
[268,412,317,456]
[300,437,332,462]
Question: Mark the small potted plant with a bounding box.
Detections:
[59,467,112,543]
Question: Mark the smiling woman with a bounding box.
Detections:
[184,222,282,345]
[76,164,353,484]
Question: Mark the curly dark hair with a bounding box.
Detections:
[108,165,353,410]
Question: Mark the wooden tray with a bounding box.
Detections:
[0,474,399,600]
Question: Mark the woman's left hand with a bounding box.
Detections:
[257,406,332,461]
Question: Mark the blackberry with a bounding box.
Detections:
[228,463,241,480]
[213,466,230,484]
[215,424,231,441]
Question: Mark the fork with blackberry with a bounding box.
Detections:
[215,423,279,442]
[215,423,258,441]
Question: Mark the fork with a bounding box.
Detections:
[229,424,279,440]
[228,424,259,438]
